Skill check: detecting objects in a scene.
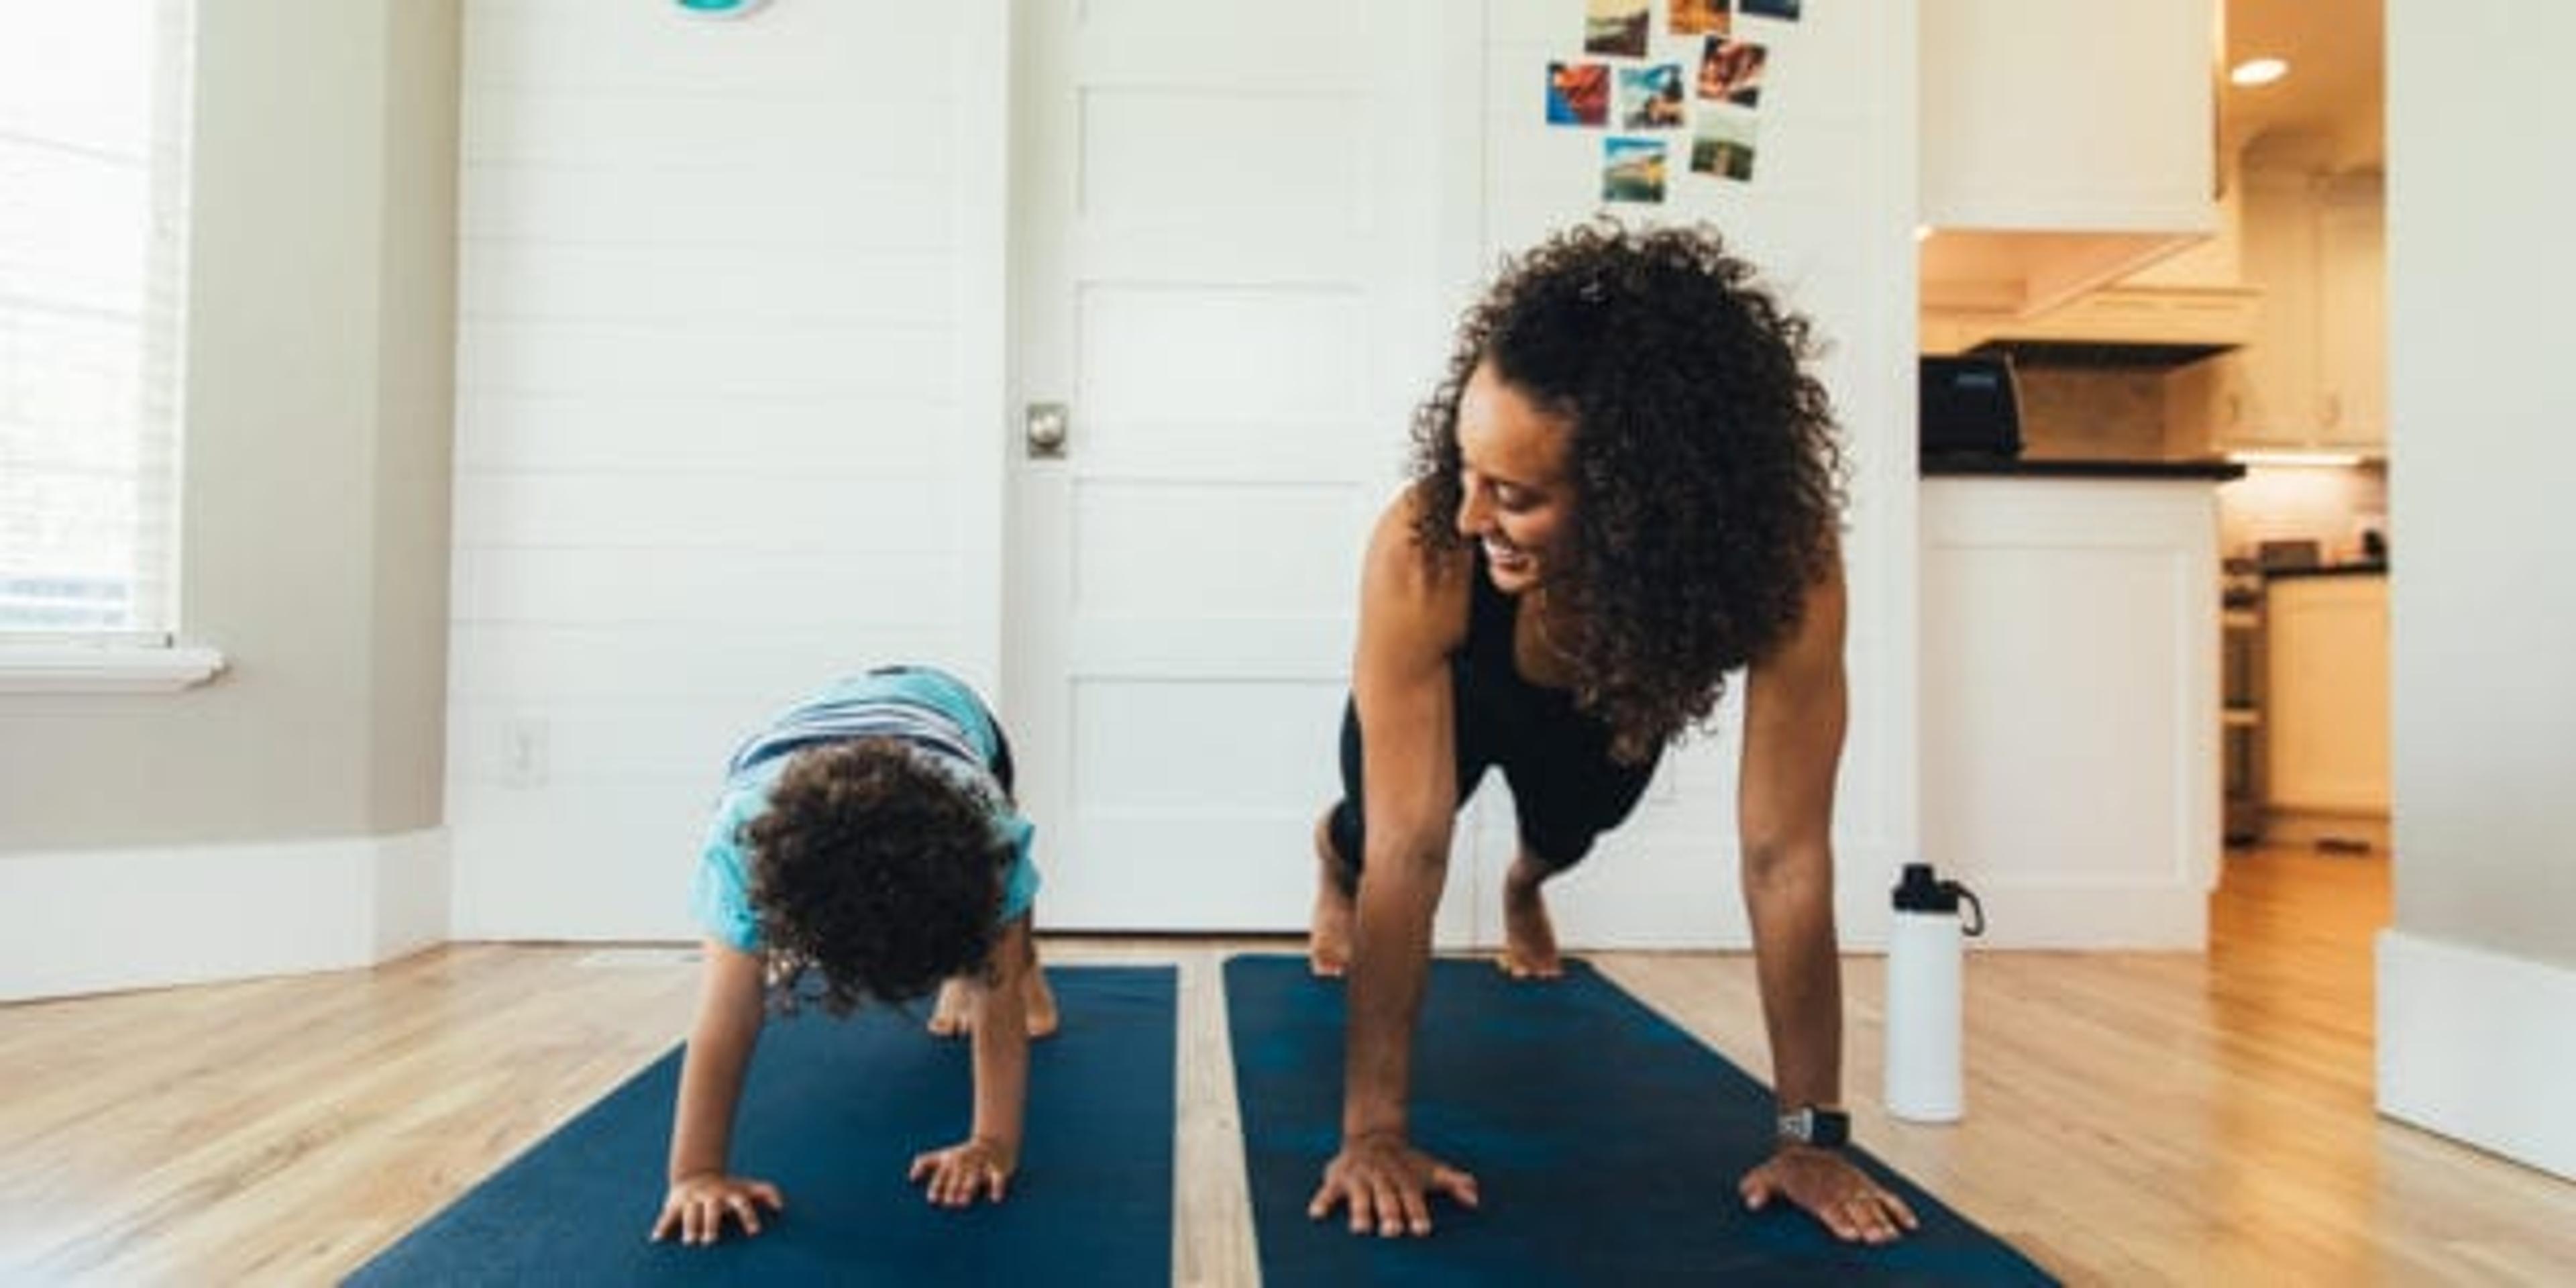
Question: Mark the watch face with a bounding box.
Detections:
[1778,1106,1849,1146]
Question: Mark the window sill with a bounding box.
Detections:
[0,643,228,694]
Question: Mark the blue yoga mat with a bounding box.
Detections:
[349,965,1175,1286]
[1225,955,2055,1287]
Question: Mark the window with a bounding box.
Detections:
[1,1,195,644]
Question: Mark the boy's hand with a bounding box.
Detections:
[651,1171,784,1245]
[908,1135,1018,1207]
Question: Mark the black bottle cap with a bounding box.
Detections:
[1893,862,1957,913]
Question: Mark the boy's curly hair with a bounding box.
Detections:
[1409,221,1847,762]
[745,739,1008,1016]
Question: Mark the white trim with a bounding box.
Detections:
[0,643,226,694]
[0,828,449,1002]
[2378,928,2576,1181]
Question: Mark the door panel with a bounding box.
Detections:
[1007,0,1444,930]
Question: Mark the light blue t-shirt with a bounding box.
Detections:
[690,667,1039,953]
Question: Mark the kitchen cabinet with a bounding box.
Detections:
[1919,0,2220,317]
[2265,574,2389,813]
[2315,185,2387,445]
[2180,168,2385,453]
[1921,474,2222,948]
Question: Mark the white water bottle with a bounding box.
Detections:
[1884,862,1983,1123]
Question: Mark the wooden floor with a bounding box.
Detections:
[5,845,2572,1285]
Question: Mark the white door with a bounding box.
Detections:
[1004,1,1460,930]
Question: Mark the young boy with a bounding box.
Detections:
[650,665,1058,1246]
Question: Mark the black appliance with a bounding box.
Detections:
[1919,354,2023,460]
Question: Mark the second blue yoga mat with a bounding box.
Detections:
[349,965,1174,1286]
[1225,955,2055,1287]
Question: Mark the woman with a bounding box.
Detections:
[1306,222,1917,1246]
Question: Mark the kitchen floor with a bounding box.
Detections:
[5,843,2570,1284]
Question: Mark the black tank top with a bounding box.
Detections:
[1452,543,1595,731]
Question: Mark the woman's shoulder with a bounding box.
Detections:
[1359,486,1473,653]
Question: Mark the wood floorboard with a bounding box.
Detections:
[2,845,2569,1285]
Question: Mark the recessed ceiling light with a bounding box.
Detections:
[2231,57,2290,87]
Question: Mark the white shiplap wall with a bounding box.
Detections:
[1460,0,1920,948]
[446,0,1005,938]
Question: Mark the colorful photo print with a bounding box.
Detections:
[1547,62,1611,127]
[1670,0,1732,37]
[1690,109,1758,182]
[1602,137,1668,203]
[1697,35,1768,107]
[1584,0,1650,58]
[1616,64,1687,130]
[1740,0,1803,20]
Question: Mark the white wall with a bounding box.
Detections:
[1467,1,1919,947]
[2377,0,2576,1179]
[1,0,462,1000]
[445,1,1919,946]
[445,0,1006,938]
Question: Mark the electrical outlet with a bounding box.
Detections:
[502,717,550,788]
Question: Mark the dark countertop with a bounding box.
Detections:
[1922,453,2248,481]
[2266,561,2390,580]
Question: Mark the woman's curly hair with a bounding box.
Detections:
[1409,221,1847,761]
[745,739,1008,1016]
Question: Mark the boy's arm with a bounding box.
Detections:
[653,938,784,1244]
[910,913,1032,1206]
[969,914,1034,1152]
[668,938,767,1181]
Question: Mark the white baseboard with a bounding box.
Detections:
[0,828,450,1002]
[2378,928,2576,1182]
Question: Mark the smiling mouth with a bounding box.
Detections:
[1483,537,1534,572]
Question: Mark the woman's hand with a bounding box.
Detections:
[1739,1145,1919,1244]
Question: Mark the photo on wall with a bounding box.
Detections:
[1547,61,1611,127]
[1690,109,1758,182]
[1602,137,1668,203]
[1697,34,1768,107]
[1740,0,1803,21]
[1670,0,1732,37]
[1584,0,1650,58]
[1615,64,1686,129]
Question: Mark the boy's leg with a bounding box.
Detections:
[927,917,1058,1039]
[1020,924,1058,1039]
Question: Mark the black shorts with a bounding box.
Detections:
[1323,680,1659,890]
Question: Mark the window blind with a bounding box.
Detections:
[0,0,193,640]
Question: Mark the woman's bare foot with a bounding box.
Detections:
[1309,812,1354,977]
[1499,855,1564,979]
[925,969,1063,1039]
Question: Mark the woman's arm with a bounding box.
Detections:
[1733,555,1919,1244]
[1312,492,1482,1236]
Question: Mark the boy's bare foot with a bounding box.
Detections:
[1499,855,1564,979]
[1023,967,1061,1040]
[1309,812,1354,977]
[926,970,1063,1039]
[928,977,973,1037]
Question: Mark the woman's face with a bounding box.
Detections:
[1454,360,1577,596]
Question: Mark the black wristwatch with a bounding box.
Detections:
[1776,1105,1851,1149]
